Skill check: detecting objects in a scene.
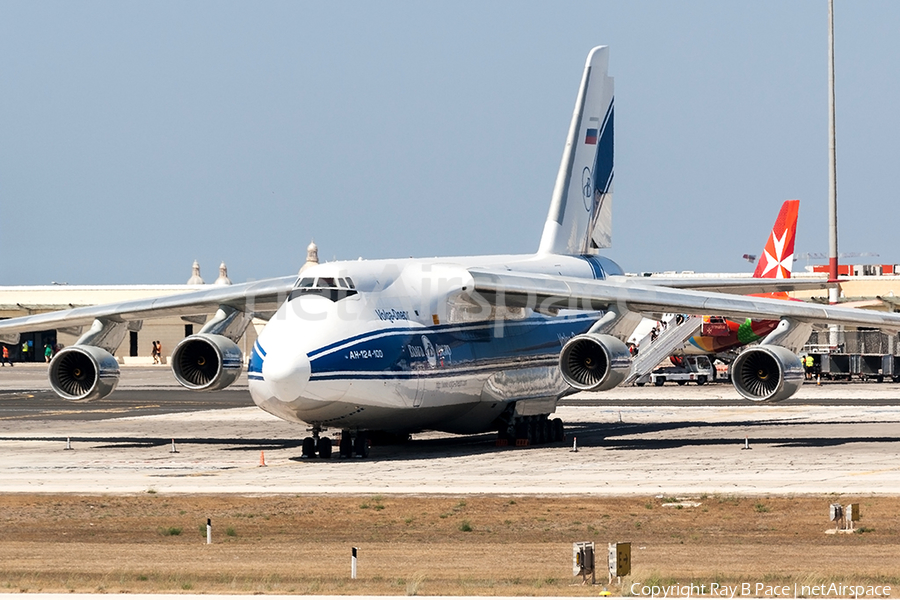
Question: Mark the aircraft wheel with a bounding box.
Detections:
[552,418,564,442]
[876,376,884,384]
[514,421,528,444]
[527,421,538,445]
[318,437,333,459]
[654,377,665,387]
[505,424,517,445]
[339,433,353,458]
[301,437,316,458]
[539,420,550,445]
[354,434,369,458]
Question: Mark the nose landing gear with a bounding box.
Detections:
[301,426,370,459]
[301,425,333,459]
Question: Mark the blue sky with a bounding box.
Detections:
[2,1,898,284]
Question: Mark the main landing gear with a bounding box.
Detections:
[498,414,565,447]
[301,426,369,459]
[339,431,369,458]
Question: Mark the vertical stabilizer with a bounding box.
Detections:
[753,199,799,279]
[538,46,614,256]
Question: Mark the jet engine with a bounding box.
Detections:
[171,333,243,391]
[559,333,632,392]
[49,345,120,401]
[731,345,804,403]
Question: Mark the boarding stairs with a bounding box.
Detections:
[624,315,703,385]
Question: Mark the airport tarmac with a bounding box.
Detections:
[1,365,900,495]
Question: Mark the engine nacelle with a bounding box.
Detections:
[559,333,632,392]
[49,345,120,401]
[171,333,243,391]
[731,345,804,403]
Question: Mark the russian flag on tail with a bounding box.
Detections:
[584,128,598,144]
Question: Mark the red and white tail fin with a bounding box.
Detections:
[752,199,799,279]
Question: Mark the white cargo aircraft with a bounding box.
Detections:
[3,46,900,458]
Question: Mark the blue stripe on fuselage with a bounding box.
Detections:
[307,313,599,381]
[579,255,607,279]
[249,340,265,375]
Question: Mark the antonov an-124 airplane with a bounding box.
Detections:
[3,46,900,458]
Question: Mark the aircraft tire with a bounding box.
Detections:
[514,421,528,442]
[318,437,333,459]
[541,419,552,444]
[354,434,369,458]
[301,437,316,458]
[552,418,564,442]
[339,433,353,459]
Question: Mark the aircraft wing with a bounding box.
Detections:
[621,276,831,295]
[0,276,296,343]
[469,270,900,333]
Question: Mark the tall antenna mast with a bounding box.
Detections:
[827,0,839,301]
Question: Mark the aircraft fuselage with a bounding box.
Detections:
[248,253,623,434]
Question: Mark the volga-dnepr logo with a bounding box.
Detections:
[374,308,409,323]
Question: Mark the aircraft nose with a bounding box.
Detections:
[261,349,311,402]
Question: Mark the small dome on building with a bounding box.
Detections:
[299,240,320,274]
[214,262,232,285]
[187,260,205,285]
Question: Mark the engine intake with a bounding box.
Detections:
[731,345,804,402]
[49,345,120,401]
[171,334,243,391]
[559,333,632,392]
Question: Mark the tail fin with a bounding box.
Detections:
[752,199,799,279]
[538,46,614,256]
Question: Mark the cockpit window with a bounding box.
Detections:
[290,275,358,302]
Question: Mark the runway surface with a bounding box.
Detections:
[2,365,900,495]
